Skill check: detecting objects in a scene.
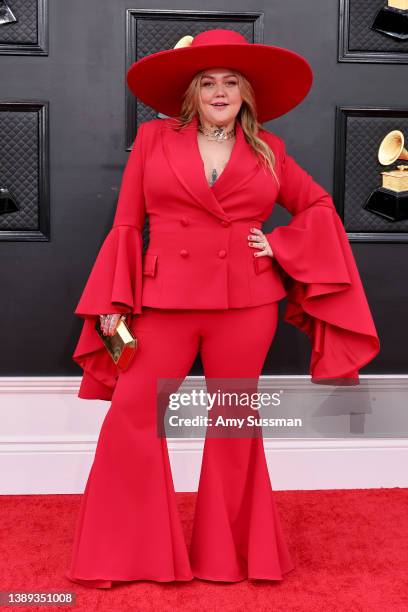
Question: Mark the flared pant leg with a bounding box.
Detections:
[65,303,295,588]
[66,307,201,587]
[189,302,295,581]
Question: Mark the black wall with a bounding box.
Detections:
[1,0,404,377]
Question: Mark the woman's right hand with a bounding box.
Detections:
[99,313,124,336]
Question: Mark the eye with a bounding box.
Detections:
[201,81,214,87]
[226,80,238,86]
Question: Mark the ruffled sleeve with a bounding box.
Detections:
[265,137,380,385]
[72,123,147,400]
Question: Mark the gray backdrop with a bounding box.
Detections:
[1,0,402,377]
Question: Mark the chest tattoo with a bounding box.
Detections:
[209,168,218,186]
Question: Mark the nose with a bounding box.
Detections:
[214,83,227,97]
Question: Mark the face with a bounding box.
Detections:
[197,68,243,127]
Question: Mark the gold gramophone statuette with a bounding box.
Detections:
[363,129,408,222]
[378,130,408,192]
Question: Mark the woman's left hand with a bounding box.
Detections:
[247,228,274,258]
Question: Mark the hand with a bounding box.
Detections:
[99,313,125,336]
[247,227,274,258]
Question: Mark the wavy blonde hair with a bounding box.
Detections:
[166,69,279,189]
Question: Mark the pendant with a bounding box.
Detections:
[198,124,235,141]
[212,127,228,141]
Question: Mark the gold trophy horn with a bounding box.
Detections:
[378,130,408,165]
[173,35,194,49]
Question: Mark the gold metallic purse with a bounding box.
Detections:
[95,315,137,371]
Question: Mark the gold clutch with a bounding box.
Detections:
[95,316,137,371]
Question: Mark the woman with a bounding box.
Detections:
[66,29,380,588]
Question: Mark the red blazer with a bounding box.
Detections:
[73,114,380,400]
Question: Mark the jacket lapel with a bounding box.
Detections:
[160,114,262,220]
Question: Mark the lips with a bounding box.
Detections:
[212,103,228,107]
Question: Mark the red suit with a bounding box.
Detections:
[66,115,380,586]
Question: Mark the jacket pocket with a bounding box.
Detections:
[142,253,158,277]
[253,255,273,275]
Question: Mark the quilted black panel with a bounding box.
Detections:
[348,0,408,53]
[0,0,37,44]
[0,0,38,44]
[0,103,48,239]
[340,112,408,233]
[0,0,47,54]
[340,0,408,61]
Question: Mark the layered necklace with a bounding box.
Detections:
[198,122,236,186]
[198,123,236,142]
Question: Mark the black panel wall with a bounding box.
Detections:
[1,0,405,377]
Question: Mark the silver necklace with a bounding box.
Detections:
[198,124,235,142]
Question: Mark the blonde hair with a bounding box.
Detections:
[166,69,279,189]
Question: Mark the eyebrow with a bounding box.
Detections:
[201,73,238,79]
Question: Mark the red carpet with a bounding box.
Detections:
[0,488,407,610]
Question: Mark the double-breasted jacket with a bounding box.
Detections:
[72,114,380,400]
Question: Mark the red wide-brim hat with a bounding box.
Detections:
[126,29,313,124]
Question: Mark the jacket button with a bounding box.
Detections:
[180,217,189,226]
[218,249,227,258]
[221,220,230,227]
[180,249,189,257]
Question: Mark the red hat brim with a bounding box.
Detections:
[127,43,313,123]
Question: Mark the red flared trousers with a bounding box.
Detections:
[65,303,295,587]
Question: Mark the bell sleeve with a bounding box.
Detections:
[265,137,380,385]
[72,123,147,400]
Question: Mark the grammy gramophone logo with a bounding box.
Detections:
[363,130,408,222]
